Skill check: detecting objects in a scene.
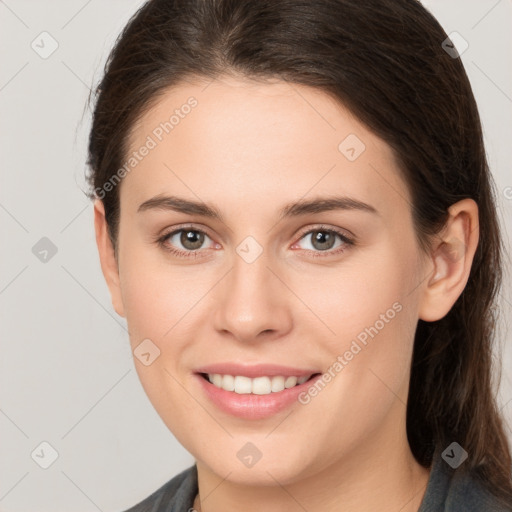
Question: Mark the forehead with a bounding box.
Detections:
[121,75,411,221]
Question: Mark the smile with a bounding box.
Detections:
[196,371,323,420]
[203,373,317,395]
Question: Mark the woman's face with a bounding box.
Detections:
[102,75,433,484]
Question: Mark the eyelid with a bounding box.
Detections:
[289,224,355,258]
[294,224,355,243]
[158,222,215,241]
[157,223,218,254]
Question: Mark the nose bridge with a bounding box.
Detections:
[213,238,292,342]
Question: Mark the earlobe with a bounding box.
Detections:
[418,199,479,322]
[93,200,125,318]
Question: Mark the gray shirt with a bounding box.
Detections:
[123,448,512,511]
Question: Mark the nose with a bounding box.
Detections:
[213,247,293,344]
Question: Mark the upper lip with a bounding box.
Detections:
[195,363,320,378]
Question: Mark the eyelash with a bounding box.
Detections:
[156,224,355,259]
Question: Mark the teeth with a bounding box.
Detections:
[234,376,252,394]
[271,376,285,392]
[207,373,312,395]
[285,376,297,388]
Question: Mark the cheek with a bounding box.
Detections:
[289,252,420,467]
[117,238,193,342]
[295,238,421,411]
[117,251,202,431]
[294,240,419,350]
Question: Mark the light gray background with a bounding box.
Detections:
[0,1,511,510]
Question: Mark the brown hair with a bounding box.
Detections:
[86,0,512,504]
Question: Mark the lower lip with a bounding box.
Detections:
[195,373,322,420]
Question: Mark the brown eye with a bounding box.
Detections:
[178,230,206,250]
[308,230,337,251]
[159,227,214,256]
[291,225,355,258]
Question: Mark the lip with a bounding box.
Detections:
[194,370,322,420]
[194,363,319,378]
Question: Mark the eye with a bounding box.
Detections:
[157,224,354,259]
[157,226,217,258]
[291,225,354,258]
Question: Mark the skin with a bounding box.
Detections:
[94,75,479,512]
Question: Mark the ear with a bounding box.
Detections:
[93,199,125,317]
[418,198,479,322]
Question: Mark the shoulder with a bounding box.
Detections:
[419,448,512,512]
[121,464,198,512]
[447,468,512,512]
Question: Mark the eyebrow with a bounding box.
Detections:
[137,194,379,221]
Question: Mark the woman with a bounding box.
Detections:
[87,0,512,510]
